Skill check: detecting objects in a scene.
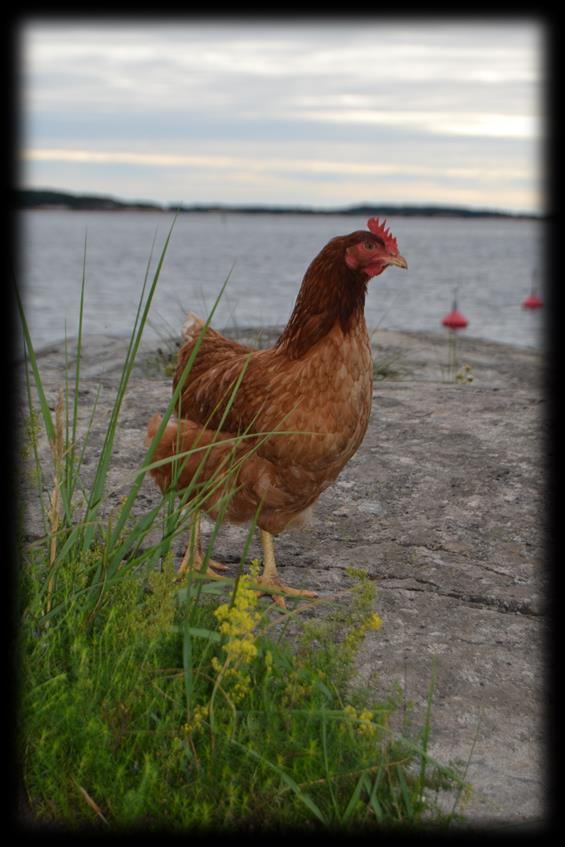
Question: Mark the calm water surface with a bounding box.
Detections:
[18,210,546,351]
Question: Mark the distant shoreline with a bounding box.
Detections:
[14,188,542,221]
[23,326,541,365]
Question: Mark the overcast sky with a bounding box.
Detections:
[18,17,545,213]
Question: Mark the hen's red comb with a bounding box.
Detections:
[367,217,399,254]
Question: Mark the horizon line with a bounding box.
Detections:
[16,187,542,219]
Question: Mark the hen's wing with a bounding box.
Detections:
[175,313,254,383]
[173,313,274,434]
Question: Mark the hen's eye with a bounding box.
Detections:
[364,241,375,250]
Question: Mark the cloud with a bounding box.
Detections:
[18,18,544,212]
[23,146,532,183]
[292,109,539,139]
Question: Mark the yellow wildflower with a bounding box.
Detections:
[345,609,384,653]
[213,572,262,667]
[224,637,258,662]
[210,572,264,712]
[343,704,377,737]
[282,670,310,707]
[367,612,383,631]
[231,675,251,704]
[183,703,209,735]
[358,708,377,737]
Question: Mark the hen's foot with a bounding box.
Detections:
[257,528,318,608]
[254,575,318,609]
[177,508,230,580]
[177,550,230,580]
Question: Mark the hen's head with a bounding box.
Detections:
[279,217,407,354]
[343,217,407,279]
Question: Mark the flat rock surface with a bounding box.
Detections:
[17,327,549,829]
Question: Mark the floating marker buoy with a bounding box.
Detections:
[441,290,468,329]
[522,272,543,309]
[442,308,469,329]
[522,292,543,309]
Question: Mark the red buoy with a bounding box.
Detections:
[522,272,543,309]
[442,308,468,329]
[441,291,468,330]
[522,292,543,309]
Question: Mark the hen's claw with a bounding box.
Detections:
[254,575,318,609]
[257,528,318,608]
[178,552,230,580]
[177,510,231,580]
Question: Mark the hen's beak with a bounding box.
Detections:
[386,254,408,269]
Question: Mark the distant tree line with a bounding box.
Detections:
[14,188,539,219]
[15,189,161,212]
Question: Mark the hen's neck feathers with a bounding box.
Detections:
[276,237,368,359]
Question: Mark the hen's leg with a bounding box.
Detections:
[256,529,318,609]
[178,510,230,578]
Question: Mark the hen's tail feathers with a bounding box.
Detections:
[181,311,205,342]
[145,413,288,523]
[145,412,255,512]
[145,413,223,494]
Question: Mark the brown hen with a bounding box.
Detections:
[146,217,407,605]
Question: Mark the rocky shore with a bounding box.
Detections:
[18,327,548,828]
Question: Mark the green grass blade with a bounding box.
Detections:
[115,228,157,389]
[83,218,176,534]
[362,772,385,822]
[185,627,222,643]
[182,620,194,715]
[104,259,236,565]
[321,711,339,821]
[341,772,366,825]
[21,350,49,536]
[70,232,87,484]
[417,659,437,804]
[447,706,482,822]
[396,765,413,819]
[229,738,327,824]
[73,383,102,487]
[14,282,55,444]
